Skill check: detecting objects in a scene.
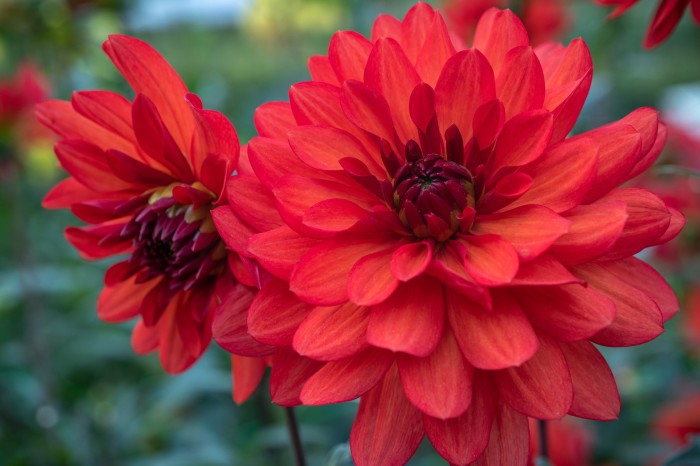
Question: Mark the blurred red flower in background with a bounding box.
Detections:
[528,417,594,466]
[443,0,570,45]
[38,35,269,401]
[654,392,700,444]
[223,2,682,464]
[0,62,53,168]
[596,0,700,48]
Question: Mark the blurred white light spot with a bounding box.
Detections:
[36,405,59,429]
[662,83,700,139]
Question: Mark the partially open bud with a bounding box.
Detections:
[393,150,474,242]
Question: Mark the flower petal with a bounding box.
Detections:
[398,328,473,419]
[516,283,616,341]
[247,279,314,346]
[423,373,498,465]
[300,347,394,405]
[473,205,570,261]
[447,290,539,370]
[293,303,370,361]
[367,276,445,357]
[495,335,573,419]
[349,365,424,466]
[560,340,620,420]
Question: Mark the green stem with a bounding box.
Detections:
[284,407,306,466]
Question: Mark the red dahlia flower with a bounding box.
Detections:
[229,3,683,464]
[597,0,700,48]
[38,36,267,397]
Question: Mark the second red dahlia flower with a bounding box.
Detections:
[218,3,682,464]
[38,35,268,401]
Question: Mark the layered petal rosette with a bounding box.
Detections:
[220,3,682,464]
[38,35,268,397]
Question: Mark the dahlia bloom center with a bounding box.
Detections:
[124,182,226,290]
[392,143,474,242]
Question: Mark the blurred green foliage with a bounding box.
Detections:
[1,0,700,465]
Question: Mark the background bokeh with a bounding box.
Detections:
[1,0,700,465]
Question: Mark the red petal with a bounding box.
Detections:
[188,102,239,188]
[211,205,254,256]
[398,328,473,419]
[288,125,382,176]
[247,279,314,346]
[574,126,643,203]
[293,303,370,361]
[226,174,282,232]
[290,81,375,151]
[367,276,445,357]
[462,234,519,285]
[290,233,397,306]
[269,347,322,407]
[329,31,372,82]
[340,79,399,149]
[472,99,505,150]
[71,90,138,151]
[516,283,616,341]
[423,373,498,465]
[54,140,133,193]
[254,101,297,140]
[213,284,274,357]
[473,205,569,260]
[365,38,421,143]
[537,38,592,142]
[103,34,196,155]
[599,257,679,321]
[495,335,573,419]
[560,340,620,420]
[308,55,339,85]
[644,0,688,48]
[427,243,492,309]
[36,100,136,155]
[599,188,673,260]
[66,223,131,259]
[371,14,402,41]
[131,319,159,355]
[495,46,545,119]
[574,262,665,346]
[490,109,553,175]
[472,8,529,75]
[97,275,154,322]
[447,290,539,370]
[300,347,394,405]
[231,355,267,404]
[550,200,628,264]
[471,401,529,466]
[414,11,457,86]
[349,366,424,466]
[347,248,400,306]
[247,225,318,281]
[303,198,369,232]
[435,49,495,143]
[43,177,107,209]
[390,240,432,281]
[158,298,200,374]
[511,136,598,212]
[510,253,582,286]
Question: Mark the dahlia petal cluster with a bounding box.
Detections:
[211,3,683,464]
[39,35,267,400]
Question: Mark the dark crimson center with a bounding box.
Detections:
[120,188,226,291]
[393,152,474,242]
